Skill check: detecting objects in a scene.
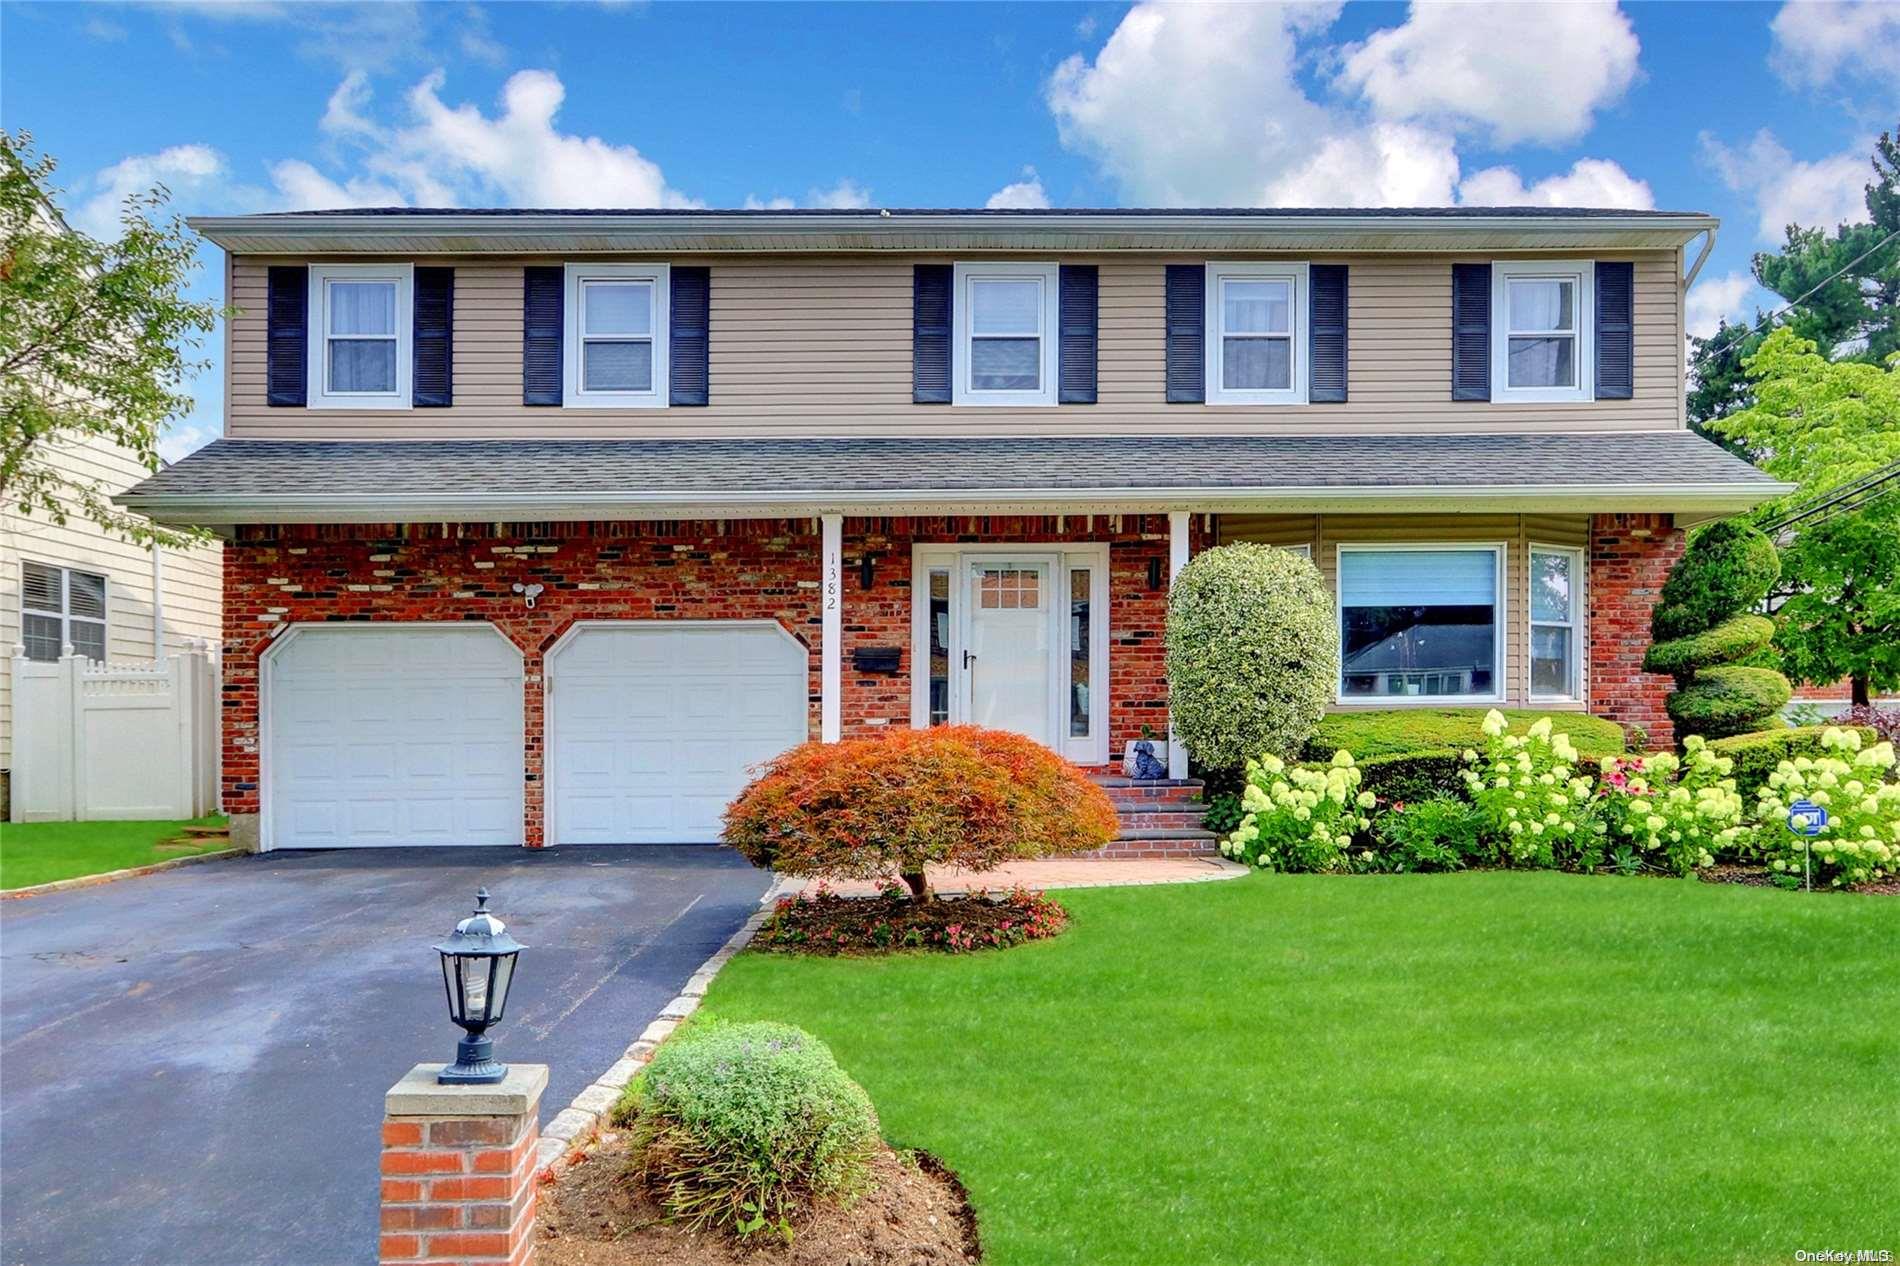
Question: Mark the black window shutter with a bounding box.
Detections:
[522,266,564,407]
[1057,265,1098,404]
[1308,264,1349,404]
[1451,263,1491,402]
[1165,264,1204,404]
[266,265,307,407]
[670,266,710,406]
[412,267,454,407]
[1595,261,1634,400]
[913,264,953,404]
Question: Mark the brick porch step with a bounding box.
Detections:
[1089,773,1219,856]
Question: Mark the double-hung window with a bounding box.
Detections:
[1206,262,1308,405]
[1529,545,1584,700]
[952,262,1059,406]
[308,263,412,409]
[1338,545,1503,702]
[1492,261,1592,402]
[21,561,107,662]
[564,263,670,407]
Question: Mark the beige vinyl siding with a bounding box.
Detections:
[1,434,222,769]
[1217,512,1591,710]
[226,251,1684,439]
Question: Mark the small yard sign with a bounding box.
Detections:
[1786,798,1828,892]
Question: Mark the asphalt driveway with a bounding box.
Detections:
[0,845,770,1266]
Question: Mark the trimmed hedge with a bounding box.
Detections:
[1707,725,1880,799]
[1304,709,1628,762]
[1353,750,1469,806]
[1665,666,1795,739]
[1642,614,1775,679]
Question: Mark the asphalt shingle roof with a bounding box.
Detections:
[124,432,1777,500]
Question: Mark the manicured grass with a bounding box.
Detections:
[703,873,1899,1265]
[0,815,229,890]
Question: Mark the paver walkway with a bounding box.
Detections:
[788,856,1246,897]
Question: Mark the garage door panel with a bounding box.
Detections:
[550,624,806,844]
[268,627,523,849]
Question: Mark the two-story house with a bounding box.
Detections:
[119,207,1789,854]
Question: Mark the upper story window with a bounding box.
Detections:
[953,262,1059,406]
[1529,545,1583,700]
[1492,261,1593,403]
[564,263,671,408]
[308,263,412,409]
[22,560,107,663]
[1205,262,1308,405]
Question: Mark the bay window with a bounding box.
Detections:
[308,263,412,409]
[564,263,670,407]
[1205,261,1308,405]
[1529,545,1583,699]
[1492,261,1593,403]
[1338,545,1503,702]
[953,262,1059,406]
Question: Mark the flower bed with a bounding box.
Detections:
[754,884,1069,955]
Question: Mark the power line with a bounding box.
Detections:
[1695,225,1900,361]
[1761,459,1900,535]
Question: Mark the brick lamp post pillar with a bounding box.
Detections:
[380,1063,548,1265]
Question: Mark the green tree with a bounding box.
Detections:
[1710,328,1900,705]
[1,130,219,546]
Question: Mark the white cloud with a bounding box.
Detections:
[1685,271,1757,339]
[1700,129,1869,240]
[157,420,219,463]
[742,179,873,210]
[1770,0,1900,89]
[73,144,229,237]
[986,167,1052,209]
[83,16,127,41]
[1047,2,1651,211]
[267,159,406,210]
[1337,1,1640,146]
[1457,157,1654,209]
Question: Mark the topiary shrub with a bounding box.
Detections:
[1166,543,1338,770]
[1642,521,1791,741]
[1305,708,1628,762]
[622,1021,879,1240]
[1707,725,1880,799]
[723,726,1117,901]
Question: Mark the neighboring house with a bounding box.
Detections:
[2,433,222,813]
[118,207,1790,854]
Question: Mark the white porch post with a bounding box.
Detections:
[821,513,843,743]
[1167,511,1191,779]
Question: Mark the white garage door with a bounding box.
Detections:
[266,625,524,849]
[548,622,809,844]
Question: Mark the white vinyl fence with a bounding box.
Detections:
[9,643,219,823]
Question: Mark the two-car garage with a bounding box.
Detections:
[262,621,809,850]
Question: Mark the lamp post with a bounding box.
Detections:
[434,888,525,1085]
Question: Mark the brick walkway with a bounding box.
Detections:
[779,856,1247,897]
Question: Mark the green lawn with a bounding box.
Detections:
[703,873,1900,1265]
[0,815,230,890]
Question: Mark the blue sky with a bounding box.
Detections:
[4,0,1896,457]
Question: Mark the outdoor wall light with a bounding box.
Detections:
[511,582,545,609]
[435,888,525,1085]
[1147,557,1164,591]
[859,553,876,590]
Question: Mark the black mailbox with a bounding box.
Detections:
[852,646,903,674]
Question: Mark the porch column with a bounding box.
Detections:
[1167,511,1190,779]
[821,513,842,742]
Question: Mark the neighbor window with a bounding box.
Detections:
[564,263,670,407]
[953,262,1059,405]
[1205,262,1308,405]
[308,264,412,409]
[1530,546,1583,699]
[21,561,107,663]
[1338,546,1502,701]
[1492,261,1592,402]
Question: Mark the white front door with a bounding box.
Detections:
[962,558,1056,746]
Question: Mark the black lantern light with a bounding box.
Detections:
[434,888,525,1085]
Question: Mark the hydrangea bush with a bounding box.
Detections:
[1459,713,1598,868]
[1221,751,1374,872]
[1595,736,1746,876]
[1753,727,1900,889]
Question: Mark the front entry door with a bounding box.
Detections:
[962,558,1055,745]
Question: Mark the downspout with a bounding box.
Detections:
[1683,226,1717,292]
[151,543,165,659]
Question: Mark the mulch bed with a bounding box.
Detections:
[538,1129,980,1265]
[752,885,1067,955]
[1701,863,1899,895]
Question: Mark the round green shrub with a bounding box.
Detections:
[1166,543,1338,770]
[1650,520,1780,642]
[1665,666,1794,739]
[627,1021,879,1239]
[1642,614,1776,679]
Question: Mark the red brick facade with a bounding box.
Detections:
[1587,512,1684,748]
[222,514,1199,846]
